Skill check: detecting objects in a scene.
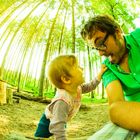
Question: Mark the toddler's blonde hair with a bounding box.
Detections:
[47,55,77,89]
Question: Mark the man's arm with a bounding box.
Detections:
[105,80,124,105]
[106,80,140,132]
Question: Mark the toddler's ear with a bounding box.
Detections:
[61,75,71,84]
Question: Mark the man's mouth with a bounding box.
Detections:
[104,53,113,58]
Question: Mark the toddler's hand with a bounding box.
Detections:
[101,64,107,74]
[97,64,107,81]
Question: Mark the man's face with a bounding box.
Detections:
[89,30,125,64]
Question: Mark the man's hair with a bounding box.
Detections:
[81,15,121,40]
[47,54,77,89]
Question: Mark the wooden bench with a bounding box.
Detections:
[87,122,140,140]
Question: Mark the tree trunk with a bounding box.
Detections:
[71,0,75,53]
[58,9,67,54]
[87,45,95,98]
[39,1,63,97]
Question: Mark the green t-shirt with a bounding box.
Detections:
[102,28,140,102]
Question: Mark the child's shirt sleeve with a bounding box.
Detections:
[80,77,100,93]
[49,100,69,140]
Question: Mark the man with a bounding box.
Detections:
[81,15,140,132]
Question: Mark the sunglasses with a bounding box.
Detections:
[93,33,109,51]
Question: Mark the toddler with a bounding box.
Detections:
[34,54,107,140]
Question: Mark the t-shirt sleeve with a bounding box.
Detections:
[102,69,118,88]
[49,100,69,140]
[80,77,100,93]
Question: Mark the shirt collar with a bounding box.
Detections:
[124,35,131,50]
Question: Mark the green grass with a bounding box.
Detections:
[81,94,108,104]
[43,90,108,104]
[44,91,55,98]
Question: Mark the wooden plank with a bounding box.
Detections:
[88,122,138,140]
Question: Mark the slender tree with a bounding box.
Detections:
[58,9,67,54]
[71,0,75,53]
[39,0,63,97]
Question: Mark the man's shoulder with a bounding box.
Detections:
[125,28,140,48]
[102,58,118,87]
[130,28,140,37]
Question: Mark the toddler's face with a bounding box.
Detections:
[70,63,85,86]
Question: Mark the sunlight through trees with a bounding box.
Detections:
[0,0,139,98]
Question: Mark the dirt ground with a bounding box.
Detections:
[0,99,109,140]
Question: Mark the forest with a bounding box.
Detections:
[0,0,140,139]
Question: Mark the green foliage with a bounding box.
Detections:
[0,0,139,98]
[43,90,55,99]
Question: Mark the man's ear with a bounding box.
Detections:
[61,75,71,84]
[115,28,123,38]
